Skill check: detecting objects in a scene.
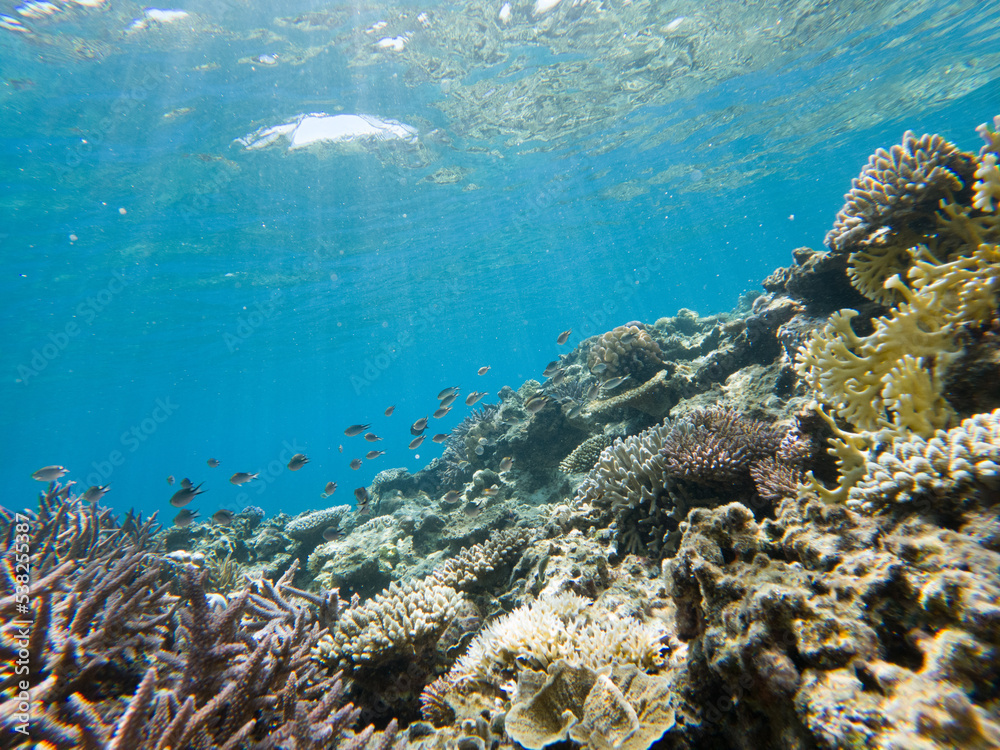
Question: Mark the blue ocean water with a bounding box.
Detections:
[1,0,998,522]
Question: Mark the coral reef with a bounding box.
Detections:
[586,324,665,383]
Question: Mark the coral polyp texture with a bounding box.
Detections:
[586,324,665,382]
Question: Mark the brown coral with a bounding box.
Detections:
[587,324,665,383]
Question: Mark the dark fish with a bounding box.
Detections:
[350,458,362,470]
[173,508,200,527]
[432,433,449,443]
[547,369,566,385]
[366,450,386,460]
[322,526,345,542]
[499,456,513,472]
[170,482,206,507]
[591,363,608,375]
[465,391,487,406]
[477,366,490,376]
[409,435,426,449]
[442,490,462,504]
[556,329,572,345]
[433,406,452,419]
[287,454,309,471]
[586,383,601,400]
[620,331,637,344]
[82,485,110,504]
[322,481,338,498]
[207,458,220,468]
[410,417,429,435]
[32,465,68,482]
[439,393,458,407]
[211,509,234,526]
[437,386,460,400]
[230,472,258,485]
[524,395,548,414]
[542,361,560,377]
[181,478,194,489]
[364,433,382,442]
[602,375,631,390]
[354,487,369,503]
[462,500,483,517]
[567,402,584,420]
[384,405,395,416]
[167,475,175,485]
[344,424,370,437]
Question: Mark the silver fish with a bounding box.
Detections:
[167,475,175,485]
[525,395,548,414]
[591,363,608,375]
[32,465,68,482]
[567,402,584,420]
[322,481,338,497]
[442,490,462,504]
[384,405,395,416]
[439,393,458,407]
[556,329,572,345]
[477,366,490,376]
[433,406,452,419]
[474,445,485,456]
[482,485,499,497]
[365,433,382,442]
[462,499,483,517]
[465,391,487,406]
[349,458,362,470]
[230,472,258,485]
[620,331,637,344]
[181,478,194,489]
[547,369,566,385]
[542,360,561,377]
[211,509,233,525]
[173,508,200,527]
[206,458,220,468]
[499,456,513,472]
[287,454,309,471]
[456,460,471,471]
[409,435,426,449]
[170,482,205,507]
[322,526,345,542]
[366,450,386,460]
[602,375,631,390]
[411,417,429,434]
[82,484,110,504]
[432,433,449,443]
[344,424,370,437]
[437,386,460,400]
[586,382,601,400]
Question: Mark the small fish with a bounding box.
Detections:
[439,393,458,407]
[211,509,234,526]
[442,490,462,504]
[567,402,584,420]
[32,465,68,482]
[207,458,220,468]
[409,435,426,449]
[433,406,452,419]
[287,454,309,471]
[586,383,601,400]
[384,405,395,416]
[411,417,429,434]
[457,460,471,471]
[482,485,499,497]
[321,481,338,498]
[364,433,382,442]
[499,456,513,472]
[167,475,175,485]
[556,329,572,345]
[322,526,345,542]
[230,472,258,485]
[462,499,483,517]
[170,482,206,507]
[602,375,631,390]
[350,459,362,470]
[181,478,194,490]
[591,363,608,375]
[432,433,449,443]
[354,487,369,503]
[366,450,386,460]
[477,366,490,376]
[474,445,485,456]
[465,391,487,406]
[344,424,370,437]
[542,361,561,377]
[173,509,200,527]
[82,485,110,504]
[547,369,566,385]
[620,331,637,344]
[524,395,548,414]
[437,386,460,400]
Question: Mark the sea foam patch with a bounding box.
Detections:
[236,113,419,152]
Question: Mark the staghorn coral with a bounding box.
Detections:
[750,457,805,502]
[286,504,352,540]
[847,408,1000,513]
[587,324,665,383]
[825,130,976,254]
[431,528,533,592]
